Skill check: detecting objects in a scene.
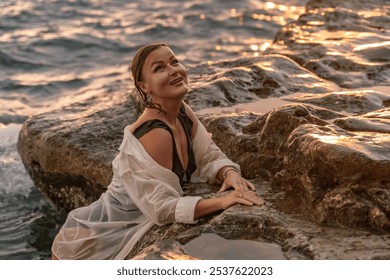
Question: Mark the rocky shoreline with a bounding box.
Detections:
[17,0,390,259]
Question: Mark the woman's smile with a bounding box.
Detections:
[170,77,184,85]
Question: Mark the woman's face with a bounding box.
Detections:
[139,46,188,102]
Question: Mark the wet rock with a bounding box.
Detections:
[201,103,390,232]
[201,104,345,179]
[18,94,390,258]
[266,0,390,88]
[284,90,390,115]
[186,55,339,111]
[274,120,390,230]
[334,116,390,133]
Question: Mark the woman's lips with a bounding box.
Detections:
[170,77,183,85]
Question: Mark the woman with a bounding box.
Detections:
[51,43,263,260]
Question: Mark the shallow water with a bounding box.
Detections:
[184,233,286,260]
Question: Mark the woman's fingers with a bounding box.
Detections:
[235,180,255,191]
[219,181,247,192]
[246,181,256,191]
[219,179,257,194]
[235,181,244,190]
[217,181,227,193]
[236,190,264,206]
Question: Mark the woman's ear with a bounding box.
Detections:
[138,81,149,94]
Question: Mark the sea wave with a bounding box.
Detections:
[1,0,306,115]
[0,124,63,260]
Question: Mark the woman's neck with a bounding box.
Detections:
[147,98,182,125]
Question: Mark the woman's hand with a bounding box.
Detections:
[194,188,264,219]
[219,189,264,210]
[218,170,255,193]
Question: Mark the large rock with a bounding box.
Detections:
[202,104,345,179]
[201,100,390,232]
[127,100,390,258]
[275,120,390,230]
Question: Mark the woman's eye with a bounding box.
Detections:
[155,66,164,72]
[172,59,179,65]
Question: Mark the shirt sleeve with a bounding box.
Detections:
[118,154,202,226]
[191,120,241,184]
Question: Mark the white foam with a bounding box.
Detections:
[0,123,34,198]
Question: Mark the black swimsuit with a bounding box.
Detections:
[132,104,197,186]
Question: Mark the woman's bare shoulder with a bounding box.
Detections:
[138,127,173,170]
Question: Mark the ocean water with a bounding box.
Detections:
[1,0,388,260]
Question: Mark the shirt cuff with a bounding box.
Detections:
[175,196,203,224]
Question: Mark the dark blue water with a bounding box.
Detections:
[0,0,308,259]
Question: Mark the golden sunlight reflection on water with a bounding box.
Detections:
[239,1,305,57]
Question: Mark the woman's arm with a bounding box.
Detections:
[194,188,263,219]
[182,102,263,218]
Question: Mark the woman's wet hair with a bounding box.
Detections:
[131,43,168,113]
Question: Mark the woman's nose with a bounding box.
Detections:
[169,66,179,75]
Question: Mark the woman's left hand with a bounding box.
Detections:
[217,171,255,193]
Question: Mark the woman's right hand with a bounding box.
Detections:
[219,189,264,210]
